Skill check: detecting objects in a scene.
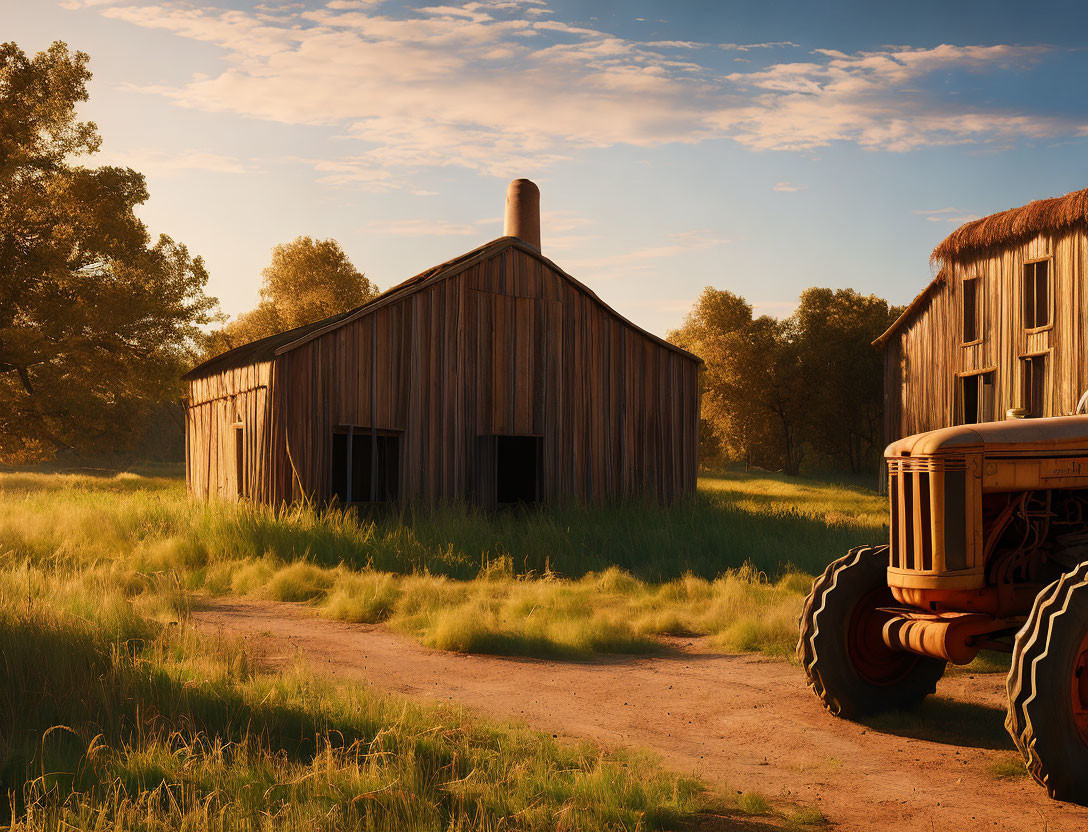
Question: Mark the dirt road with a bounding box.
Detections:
[192,598,1088,832]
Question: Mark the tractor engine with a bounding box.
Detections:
[881,417,1088,664]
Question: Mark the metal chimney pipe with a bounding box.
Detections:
[503,178,540,250]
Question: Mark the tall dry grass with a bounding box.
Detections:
[0,468,887,659]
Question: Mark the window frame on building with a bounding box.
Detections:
[1022,257,1053,333]
[956,368,996,425]
[331,426,402,504]
[961,274,983,346]
[1019,351,1051,418]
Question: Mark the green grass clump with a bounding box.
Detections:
[736,791,773,814]
[303,563,811,659]
[987,755,1028,779]
[787,806,829,826]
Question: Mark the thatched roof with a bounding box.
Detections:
[932,185,1088,264]
[875,186,1088,350]
[186,236,700,380]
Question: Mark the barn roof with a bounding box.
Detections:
[874,185,1088,350]
[932,185,1088,264]
[186,236,700,380]
[871,269,947,349]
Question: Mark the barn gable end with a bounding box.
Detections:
[186,233,700,506]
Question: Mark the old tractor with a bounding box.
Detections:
[798,415,1088,803]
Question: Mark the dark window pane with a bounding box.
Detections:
[351,435,372,502]
[331,433,348,501]
[331,430,400,503]
[1036,262,1049,327]
[961,375,979,424]
[963,279,978,342]
[1032,356,1047,416]
[235,427,245,498]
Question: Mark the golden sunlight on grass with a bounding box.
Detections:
[0,467,884,659]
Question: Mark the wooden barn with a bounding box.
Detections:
[875,186,1088,444]
[184,179,701,508]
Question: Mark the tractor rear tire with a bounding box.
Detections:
[798,545,947,717]
[1006,562,1088,804]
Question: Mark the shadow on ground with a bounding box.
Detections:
[859,695,1012,750]
[688,811,812,831]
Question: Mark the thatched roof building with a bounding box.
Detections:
[876,185,1088,443]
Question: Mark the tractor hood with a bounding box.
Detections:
[886,415,1088,458]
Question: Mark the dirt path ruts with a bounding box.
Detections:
[191,598,1088,832]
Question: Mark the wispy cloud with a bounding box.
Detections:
[717,44,1070,152]
[541,209,594,232]
[365,218,481,235]
[565,229,727,273]
[93,147,251,176]
[912,206,980,223]
[773,181,807,192]
[719,40,797,51]
[64,0,1088,188]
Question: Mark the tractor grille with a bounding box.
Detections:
[887,457,968,573]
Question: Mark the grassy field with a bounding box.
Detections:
[0,467,886,659]
[0,566,708,830]
[0,467,859,829]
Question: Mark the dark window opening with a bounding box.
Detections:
[1021,355,1048,418]
[234,425,245,498]
[959,371,994,425]
[476,435,541,509]
[331,429,400,503]
[962,277,980,342]
[1023,260,1050,329]
[496,436,540,505]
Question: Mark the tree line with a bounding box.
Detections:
[668,287,903,476]
[2,40,900,475]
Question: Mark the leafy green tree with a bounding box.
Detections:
[0,41,218,463]
[671,285,900,476]
[793,288,902,473]
[206,237,377,355]
[670,288,806,472]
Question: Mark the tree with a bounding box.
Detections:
[0,41,218,463]
[205,237,377,355]
[670,288,760,466]
[792,289,902,473]
[669,288,808,473]
[670,284,900,476]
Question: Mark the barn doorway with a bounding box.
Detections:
[476,435,542,509]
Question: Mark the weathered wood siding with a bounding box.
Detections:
[884,230,1088,443]
[276,246,699,503]
[185,361,291,502]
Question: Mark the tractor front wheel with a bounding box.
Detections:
[797,545,947,717]
[1006,562,1088,804]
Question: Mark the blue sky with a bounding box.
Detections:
[7,0,1088,335]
